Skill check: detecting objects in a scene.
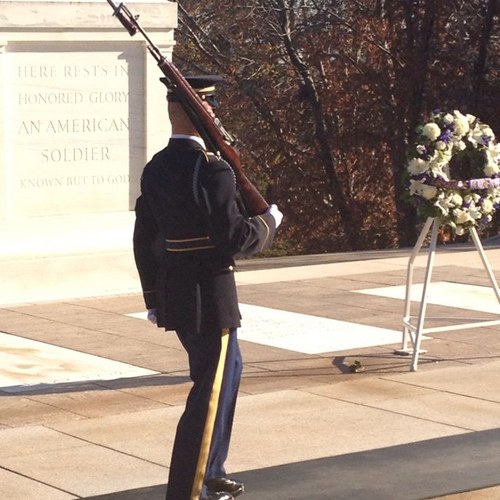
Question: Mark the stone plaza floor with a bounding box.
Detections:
[2,245,500,499]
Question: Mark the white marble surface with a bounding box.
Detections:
[128,305,403,354]
[357,281,500,315]
[238,303,402,354]
[0,331,157,392]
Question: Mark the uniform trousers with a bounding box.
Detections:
[166,327,242,500]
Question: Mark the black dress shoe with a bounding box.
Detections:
[202,493,234,500]
[206,477,244,497]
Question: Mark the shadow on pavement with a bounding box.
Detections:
[0,374,189,396]
[83,428,500,500]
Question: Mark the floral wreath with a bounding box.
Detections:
[406,109,500,235]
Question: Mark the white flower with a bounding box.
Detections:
[407,158,429,175]
[470,124,495,147]
[434,191,462,215]
[484,161,499,177]
[455,225,466,236]
[443,113,454,124]
[453,208,472,224]
[420,184,438,200]
[422,123,441,141]
[453,110,470,137]
[481,198,494,214]
[450,193,463,206]
[435,141,447,151]
[434,197,451,215]
[427,150,451,178]
[469,206,483,220]
[464,193,480,204]
[409,180,438,200]
[483,127,495,141]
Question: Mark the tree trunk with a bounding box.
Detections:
[471,0,497,111]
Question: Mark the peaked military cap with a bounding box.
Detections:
[161,75,223,102]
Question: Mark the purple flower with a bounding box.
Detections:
[439,129,453,142]
[478,215,493,228]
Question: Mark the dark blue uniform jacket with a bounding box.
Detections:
[133,138,276,333]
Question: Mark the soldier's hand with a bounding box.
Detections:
[268,204,283,228]
[147,309,157,325]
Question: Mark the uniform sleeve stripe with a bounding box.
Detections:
[256,215,271,252]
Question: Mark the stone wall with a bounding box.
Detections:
[0,1,177,304]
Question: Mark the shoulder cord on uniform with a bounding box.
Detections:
[194,151,248,219]
[192,151,216,238]
[192,152,206,208]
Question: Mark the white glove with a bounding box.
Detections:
[268,204,283,228]
[147,309,157,325]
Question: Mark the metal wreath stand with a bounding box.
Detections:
[395,210,500,372]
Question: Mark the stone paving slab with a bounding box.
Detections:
[2,442,167,498]
[384,359,500,402]
[0,467,75,500]
[228,388,470,473]
[308,376,500,431]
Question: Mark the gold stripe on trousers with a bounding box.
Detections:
[190,328,230,500]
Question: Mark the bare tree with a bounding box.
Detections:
[172,0,500,254]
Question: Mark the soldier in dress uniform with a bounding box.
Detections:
[133,75,283,500]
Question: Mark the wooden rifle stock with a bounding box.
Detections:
[106,0,269,216]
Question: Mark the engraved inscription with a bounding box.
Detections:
[17,118,128,135]
[41,146,111,163]
[10,50,137,215]
[19,174,130,188]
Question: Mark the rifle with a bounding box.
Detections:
[105,0,269,216]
